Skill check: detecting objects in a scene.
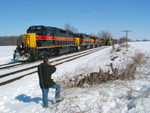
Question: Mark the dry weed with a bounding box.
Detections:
[64,51,147,88]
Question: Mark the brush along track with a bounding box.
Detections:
[0,46,107,86]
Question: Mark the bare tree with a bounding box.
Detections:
[64,24,72,31]
[64,23,78,33]
[97,31,113,40]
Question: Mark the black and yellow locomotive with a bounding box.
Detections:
[14,25,112,61]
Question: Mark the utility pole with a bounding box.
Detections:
[122,30,132,51]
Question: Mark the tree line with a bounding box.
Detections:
[0,36,21,46]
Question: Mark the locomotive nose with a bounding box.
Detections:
[23,33,37,48]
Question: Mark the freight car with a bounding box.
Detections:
[13,25,110,61]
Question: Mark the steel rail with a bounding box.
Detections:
[0,47,106,86]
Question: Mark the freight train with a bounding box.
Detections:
[13,25,113,61]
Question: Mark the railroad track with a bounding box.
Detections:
[0,47,104,70]
[0,62,22,70]
[0,46,104,70]
[0,46,107,86]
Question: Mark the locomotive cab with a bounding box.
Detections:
[13,26,42,61]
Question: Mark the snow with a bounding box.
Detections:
[0,42,150,113]
[0,46,16,64]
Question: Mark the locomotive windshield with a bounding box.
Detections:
[27,26,46,36]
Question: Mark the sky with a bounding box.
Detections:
[0,0,150,40]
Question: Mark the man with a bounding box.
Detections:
[38,58,62,108]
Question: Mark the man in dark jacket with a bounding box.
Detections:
[38,58,61,108]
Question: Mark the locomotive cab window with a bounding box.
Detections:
[27,26,46,36]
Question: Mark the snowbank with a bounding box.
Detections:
[0,42,150,113]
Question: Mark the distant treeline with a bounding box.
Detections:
[0,36,21,46]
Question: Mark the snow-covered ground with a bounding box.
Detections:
[0,46,16,64]
[0,42,150,113]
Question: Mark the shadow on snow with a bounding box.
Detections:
[15,94,55,104]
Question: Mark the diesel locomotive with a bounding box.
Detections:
[13,25,113,61]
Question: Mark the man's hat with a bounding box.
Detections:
[43,57,49,63]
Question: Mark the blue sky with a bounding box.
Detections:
[0,0,150,40]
